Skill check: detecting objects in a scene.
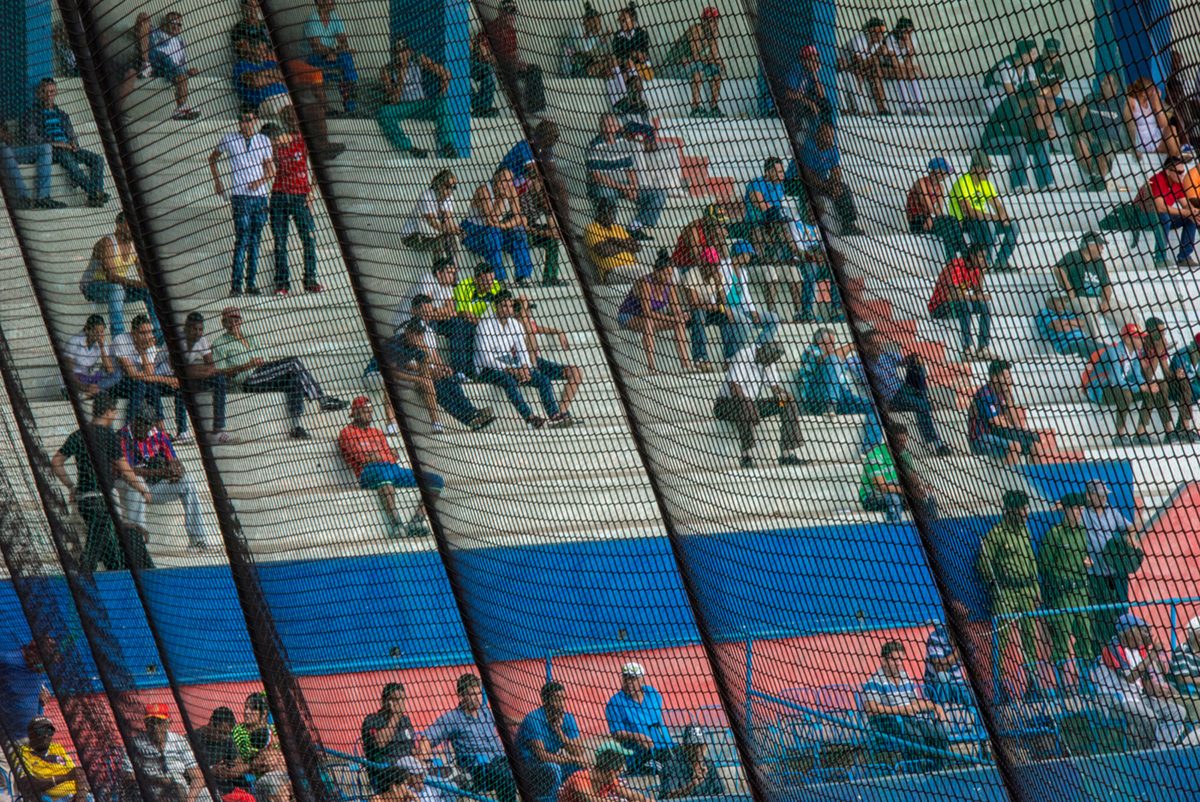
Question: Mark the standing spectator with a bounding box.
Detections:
[949,152,1018,271]
[111,315,185,436]
[209,111,274,296]
[583,198,645,285]
[968,360,1044,464]
[362,683,417,794]
[213,306,347,440]
[21,78,108,207]
[18,717,87,802]
[474,291,568,428]
[517,681,586,802]
[797,122,862,235]
[469,30,500,118]
[1092,614,1187,748]
[982,40,1038,115]
[923,625,973,707]
[122,704,203,802]
[119,413,213,552]
[980,82,1056,192]
[905,157,963,263]
[401,171,461,261]
[1054,231,1116,339]
[448,262,503,376]
[81,212,161,339]
[1148,156,1199,268]
[0,120,60,209]
[861,641,950,767]
[425,674,516,802]
[682,253,734,368]
[337,397,442,538]
[264,123,321,295]
[617,250,693,374]
[662,7,724,117]
[556,744,649,802]
[885,17,926,114]
[605,662,676,775]
[377,36,455,159]
[586,114,665,242]
[611,4,652,80]
[861,330,950,454]
[859,423,937,522]
[1082,480,1144,659]
[1169,333,1200,442]
[713,342,805,469]
[180,312,232,444]
[841,18,892,116]
[1082,324,1166,446]
[515,298,582,423]
[194,708,249,799]
[977,490,1043,686]
[51,393,154,572]
[927,243,992,362]
[1038,492,1094,667]
[462,167,534,285]
[1141,316,1192,443]
[65,315,121,396]
[148,12,200,120]
[1034,295,1103,358]
[659,727,722,799]
[781,45,831,133]
[485,1,545,113]
[1125,77,1181,162]
[304,0,358,113]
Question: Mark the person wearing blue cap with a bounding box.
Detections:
[905,158,963,262]
[923,625,973,708]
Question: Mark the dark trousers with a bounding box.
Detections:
[470,58,497,114]
[477,367,559,420]
[499,62,544,112]
[79,496,154,572]
[270,192,318,289]
[932,300,991,351]
[242,357,323,424]
[1161,213,1197,262]
[434,377,483,425]
[1087,573,1129,659]
[115,378,187,434]
[713,396,803,455]
[870,714,949,769]
[886,371,943,446]
[688,308,737,362]
[440,318,477,376]
[909,215,964,262]
[467,758,515,802]
[52,146,105,197]
[817,183,857,230]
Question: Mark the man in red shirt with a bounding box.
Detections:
[483,1,544,112]
[337,397,443,538]
[557,744,648,802]
[263,123,320,295]
[1150,156,1199,267]
[927,242,992,361]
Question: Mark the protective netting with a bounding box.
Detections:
[1,1,1199,802]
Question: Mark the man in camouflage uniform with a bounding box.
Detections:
[977,490,1042,686]
[1037,492,1093,667]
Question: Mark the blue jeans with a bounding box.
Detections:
[269,192,317,289]
[992,136,1053,190]
[471,57,497,113]
[888,383,943,447]
[439,318,477,376]
[461,221,533,281]
[82,281,161,337]
[52,147,105,198]
[194,375,228,432]
[434,377,483,425]
[863,490,905,522]
[477,367,559,420]
[688,309,736,362]
[115,378,187,434]
[2,144,51,200]
[231,195,269,290]
[1160,213,1197,262]
[307,51,358,107]
[588,184,667,230]
[728,306,779,353]
[932,300,991,350]
[963,218,1019,269]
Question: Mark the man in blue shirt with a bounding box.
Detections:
[20,78,107,207]
[425,674,514,802]
[861,330,950,454]
[1082,324,1163,446]
[516,681,585,802]
[968,360,1043,463]
[604,662,676,774]
[0,638,51,769]
[795,122,861,235]
[780,45,831,134]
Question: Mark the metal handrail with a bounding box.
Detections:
[318,747,495,802]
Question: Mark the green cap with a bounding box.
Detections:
[1015,40,1037,58]
[1079,230,1107,248]
[1043,37,1061,53]
[1003,490,1029,510]
[1061,492,1086,509]
[864,17,886,30]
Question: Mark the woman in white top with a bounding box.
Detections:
[401,170,460,260]
[460,167,534,285]
[1125,77,1181,161]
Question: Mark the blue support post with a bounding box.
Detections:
[389,0,471,158]
[0,0,52,119]
[1094,0,1172,93]
[743,636,754,735]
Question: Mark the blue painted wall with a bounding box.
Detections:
[0,0,52,118]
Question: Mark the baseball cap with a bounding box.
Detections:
[145,703,171,720]
[28,716,55,733]
[927,156,953,175]
[1043,37,1061,53]
[1002,489,1029,510]
[1060,492,1086,509]
[621,661,645,677]
[799,45,818,59]
[1116,612,1149,632]
[1186,616,1200,634]
[1120,323,1146,338]
[1079,230,1107,248]
[701,6,720,19]
[350,396,371,411]
[396,757,425,775]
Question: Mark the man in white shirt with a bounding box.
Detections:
[65,314,121,396]
[391,258,458,334]
[844,18,893,115]
[713,343,806,469]
[148,12,200,120]
[474,291,568,429]
[180,312,233,444]
[209,111,275,296]
[122,704,203,802]
[401,170,461,260]
[112,314,189,440]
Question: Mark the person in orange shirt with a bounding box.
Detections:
[557,744,649,802]
[1183,159,1200,206]
[337,397,443,538]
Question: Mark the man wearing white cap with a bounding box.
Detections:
[1169,616,1200,723]
[604,662,675,774]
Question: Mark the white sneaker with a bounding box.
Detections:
[175,431,194,444]
[385,423,400,435]
[431,422,445,435]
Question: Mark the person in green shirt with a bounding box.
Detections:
[977,490,1043,686]
[443,262,505,377]
[231,692,275,765]
[859,423,937,522]
[1037,492,1094,666]
[980,82,1056,192]
[948,152,1019,270]
[1053,231,1114,340]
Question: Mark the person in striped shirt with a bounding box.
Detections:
[861,640,949,767]
[585,114,665,242]
[20,78,108,207]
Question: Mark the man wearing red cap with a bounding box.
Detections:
[662,7,724,118]
[122,703,203,802]
[337,397,444,538]
[1082,324,1168,445]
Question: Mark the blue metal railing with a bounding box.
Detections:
[318,748,494,802]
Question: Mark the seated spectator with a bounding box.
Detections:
[518,681,586,802]
[744,157,825,319]
[400,171,461,261]
[262,123,321,295]
[147,12,200,120]
[659,727,722,798]
[839,18,892,116]
[1169,333,1200,442]
[1092,614,1188,748]
[662,7,724,117]
[587,113,665,242]
[584,198,645,285]
[1083,324,1172,445]
[885,17,927,114]
[1070,73,1129,190]
[388,311,496,433]
[797,122,862,235]
[671,205,729,270]
[485,1,545,113]
[982,40,1038,116]
[1054,231,1117,339]
[557,743,649,802]
[426,674,516,802]
[194,707,249,799]
[363,683,417,794]
[304,0,357,113]
[682,255,734,369]
[119,413,213,551]
[498,121,564,286]
[232,37,292,119]
[927,243,992,362]
[213,306,347,440]
[923,625,973,708]
[617,250,694,374]
[21,78,107,207]
[860,423,937,522]
[1034,294,1103,358]
[448,262,503,376]
[949,152,1018,271]
[254,772,293,802]
[0,120,59,210]
[780,45,831,134]
[462,167,534,285]
[19,717,85,802]
[605,662,676,774]
[1125,77,1181,163]
[1141,316,1194,443]
[80,212,160,338]
[209,111,274,297]
[65,315,121,396]
[612,4,652,79]
[112,315,185,436]
[608,65,656,144]
[377,36,454,159]
[1169,617,1200,719]
[719,247,781,351]
[1148,156,1199,268]
[861,330,950,454]
[514,298,582,423]
[905,156,963,263]
[862,641,949,767]
[469,30,500,118]
[562,4,609,77]
[122,705,203,802]
[476,291,569,428]
[231,0,267,56]
[795,328,877,444]
[968,360,1045,464]
[714,342,805,469]
[232,692,274,765]
[980,81,1056,192]
[180,312,231,444]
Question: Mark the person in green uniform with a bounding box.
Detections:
[977,490,1042,685]
[1037,492,1093,667]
